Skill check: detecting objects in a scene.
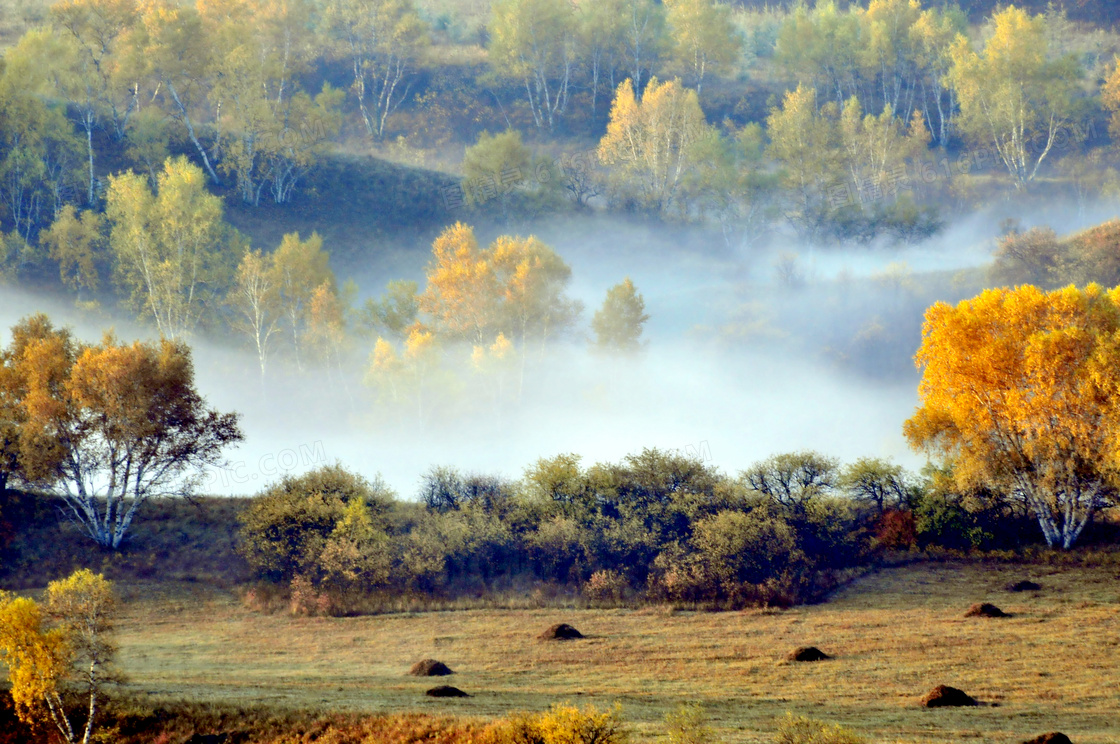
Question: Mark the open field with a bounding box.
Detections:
[109,561,1120,743]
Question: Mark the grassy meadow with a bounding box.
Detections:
[107,560,1120,743]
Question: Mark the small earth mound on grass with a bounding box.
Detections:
[965,602,1008,618]
[538,623,584,640]
[1007,580,1042,592]
[425,685,470,698]
[921,685,978,707]
[1022,734,1073,744]
[410,659,453,676]
[786,646,831,662]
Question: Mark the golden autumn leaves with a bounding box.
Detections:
[367,222,583,422]
[905,284,1120,549]
[0,315,243,548]
[0,570,117,744]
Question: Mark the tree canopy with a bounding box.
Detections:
[904,284,1120,549]
[1,315,243,548]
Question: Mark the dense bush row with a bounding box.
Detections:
[236,450,1070,614]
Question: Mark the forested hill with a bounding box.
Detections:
[734,0,1120,26]
[222,153,457,268]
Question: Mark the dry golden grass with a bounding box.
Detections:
[108,561,1120,743]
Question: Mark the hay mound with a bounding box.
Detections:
[786,646,831,662]
[921,685,978,707]
[1007,580,1042,592]
[410,659,453,676]
[538,623,584,640]
[425,685,469,698]
[964,602,1008,618]
[1021,734,1072,744]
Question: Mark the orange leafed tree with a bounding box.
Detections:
[904,285,1120,549]
[419,222,498,343]
[6,319,243,548]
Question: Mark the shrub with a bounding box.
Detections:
[487,704,628,744]
[237,465,394,582]
[692,508,808,589]
[582,570,627,603]
[665,703,716,744]
[775,714,866,744]
[913,492,978,551]
[874,509,917,550]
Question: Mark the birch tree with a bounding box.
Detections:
[325,0,429,139]
[0,570,117,744]
[489,0,578,130]
[105,157,237,339]
[947,6,1082,190]
[904,284,1120,549]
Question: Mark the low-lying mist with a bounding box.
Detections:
[5,198,1112,499]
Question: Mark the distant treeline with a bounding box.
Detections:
[5,0,1120,289]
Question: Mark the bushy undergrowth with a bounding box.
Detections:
[0,696,631,744]
[232,448,1114,616]
[775,714,866,744]
[235,452,875,613]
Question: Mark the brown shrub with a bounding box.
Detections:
[583,569,627,603]
[921,685,978,707]
[874,509,917,550]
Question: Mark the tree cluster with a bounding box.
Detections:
[363,222,647,424]
[237,448,1061,615]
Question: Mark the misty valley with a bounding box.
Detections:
[1,0,1120,742]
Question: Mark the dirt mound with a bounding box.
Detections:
[1007,580,1042,592]
[921,685,978,707]
[538,623,584,640]
[786,646,831,662]
[965,602,1008,618]
[425,685,469,698]
[409,659,453,676]
[1022,734,1072,744]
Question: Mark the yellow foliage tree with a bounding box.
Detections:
[419,222,498,343]
[365,328,445,426]
[227,248,282,383]
[764,83,841,231]
[271,231,335,370]
[105,157,237,339]
[39,205,106,302]
[0,569,117,744]
[664,0,739,93]
[307,280,350,385]
[471,332,515,409]
[904,284,1120,549]
[947,6,1081,189]
[597,77,712,213]
[10,325,242,548]
[1101,57,1120,144]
